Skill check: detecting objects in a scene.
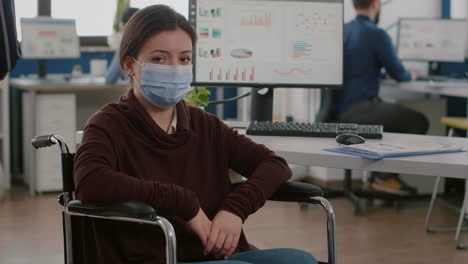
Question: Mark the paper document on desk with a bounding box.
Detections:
[324,142,465,160]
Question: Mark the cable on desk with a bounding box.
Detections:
[208,91,252,105]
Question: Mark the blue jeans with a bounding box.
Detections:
[178,248,318,264]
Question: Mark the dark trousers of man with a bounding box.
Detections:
[338,97,430,182]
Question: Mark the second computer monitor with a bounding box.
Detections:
[20,17,80,59]
[189,0,344,88]
[397,18,467,63]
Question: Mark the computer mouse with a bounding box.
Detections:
[336,133,366,145]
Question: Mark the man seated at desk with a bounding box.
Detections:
[335,0,429,195]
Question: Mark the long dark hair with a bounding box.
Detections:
[119,5,197,69]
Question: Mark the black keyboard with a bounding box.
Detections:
[246,121,383,139]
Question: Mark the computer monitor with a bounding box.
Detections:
[465,16,468,58]
[189,0,344,88]
[20,17,80,59]
[397,18,467,63]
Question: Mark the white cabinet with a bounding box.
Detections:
[10,79,127,194]
[22,92,76,193]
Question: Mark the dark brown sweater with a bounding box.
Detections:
[73,90,291,264]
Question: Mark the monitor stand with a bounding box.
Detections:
[38,60,47,79]
[428,61,440,76]
[250,88,274,121]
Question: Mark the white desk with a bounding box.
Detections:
[248,132,468,247]
[382,79,468,98]
[248,132,468,180]
[252,131,468,217]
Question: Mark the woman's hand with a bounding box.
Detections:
[204,210,242,259]
[185,208,212,246]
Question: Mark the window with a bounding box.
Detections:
[51,0,117,36]
[14,0,38,41]
[15,0,189,38]
[130,0,188,18]
[451,0,467,19]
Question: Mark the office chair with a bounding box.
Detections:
[32,134,336,264]
[425,117,467,249]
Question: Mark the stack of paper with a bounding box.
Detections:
[324,142,465,160]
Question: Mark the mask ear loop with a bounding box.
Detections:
[130,57,142,87]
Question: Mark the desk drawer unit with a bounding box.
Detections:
[23,93,76,193]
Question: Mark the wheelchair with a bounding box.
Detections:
[32,134,336,264]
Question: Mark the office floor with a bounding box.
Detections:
[1,186,467,264]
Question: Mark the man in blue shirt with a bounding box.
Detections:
[336,0,429,195]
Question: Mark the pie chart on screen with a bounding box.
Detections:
[230,48,253,58]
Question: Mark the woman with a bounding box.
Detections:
[74,5,318,264]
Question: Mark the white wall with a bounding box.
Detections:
[379,0,441,41]
[451,0,467,18]
[345,0,442,25]
[344,0,356,23]
[451,0,468,57]
[346,0,443,76]
[345,0,441,72]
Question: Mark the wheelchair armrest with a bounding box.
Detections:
[269,182,324,202]
[231,181,323,202]
[67,200,157,219]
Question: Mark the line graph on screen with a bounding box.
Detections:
[274,68,313,76]
[239,11,272,27]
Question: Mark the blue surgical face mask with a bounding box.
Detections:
[133,58,193,108]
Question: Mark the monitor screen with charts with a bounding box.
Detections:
[189,0,344,88]
[20,17,80,59]
[397,18,467,63]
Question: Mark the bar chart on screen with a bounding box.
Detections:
[239,11,272,27]
[208,65,255,81]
